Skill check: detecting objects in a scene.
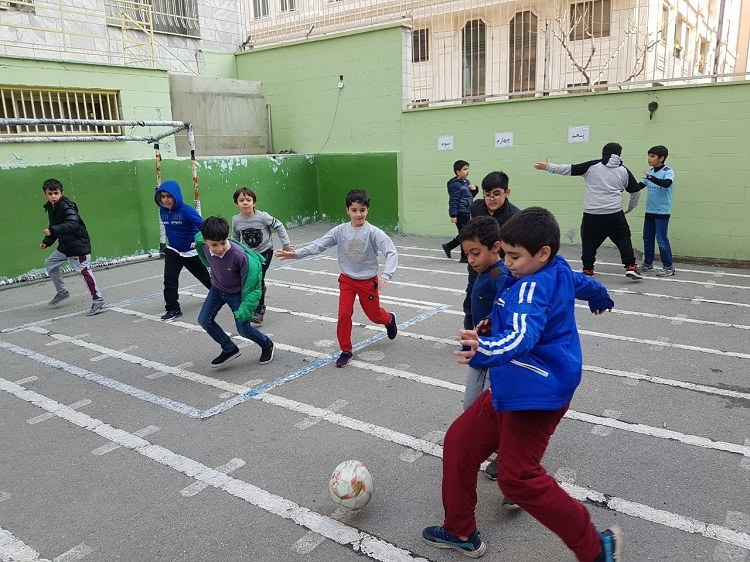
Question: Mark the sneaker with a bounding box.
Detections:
[483,459,498,481]
[48,290,70,306]
[640,263,654,272]
[259,343,274,365]
[160,309,183,322]
[386,313,398,340]
[211,347,241,368]
[501,497,520,510]
[595,527,624,562]
[335,351,353,368]
[625,265,642,280]
[422,526,487,558]
[442,243,452,259]
[252,311,264,325]
[657,266,675,277]
[581,268,595,276]
[86,300,105,316]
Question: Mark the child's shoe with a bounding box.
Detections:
[252,306,265,325]
[442,243,452,259]
[640,263,654,272]
[501,497,520,510]
[86,300,105,316]
[49,290,70,306]
[594,527,624,561]
[386,313,398,339]
[656,266,676,277]
[335,351,353,368]
[161,309,183,322]
[483,459,498,481]
[211,346,241,368]
[581,268,595,276]
[625,265,642,280]
[259,343,274,365]
[422,526,487,558]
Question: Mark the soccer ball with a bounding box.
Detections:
[328,460,374,510]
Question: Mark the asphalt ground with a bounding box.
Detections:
[1,222,749,562]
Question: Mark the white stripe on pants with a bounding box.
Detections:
[44,249,102,301]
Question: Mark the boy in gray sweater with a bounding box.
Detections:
[231,187,292,325]
[276,189,398,368]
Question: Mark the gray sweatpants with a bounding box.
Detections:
[45,250,103,302]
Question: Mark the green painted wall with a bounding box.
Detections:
[2,153,399,280]
[235,26,405,155]
[0,56,176,165]
[400,82,750,261]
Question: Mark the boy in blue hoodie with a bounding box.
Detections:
[423,207,622,562]
[442,160,478,263]
[154,180,212,321]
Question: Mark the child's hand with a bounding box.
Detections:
[275,248,295,260]
[378,276,389,291]
[455,329,479,364]
[450,217,457,224]
[475,318,491,334]
[282,244,294,252]
[533,159,549,170]
[39,243,47,250]
[42,228,51,236]
[190,242,196,249]
[592,308,611,316]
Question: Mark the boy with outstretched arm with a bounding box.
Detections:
[636,145,675,277]
[422,207,622,561]
[40,178,105,316]
[231,187,293,325]
[275,189,398,368]
[195,216,275,369]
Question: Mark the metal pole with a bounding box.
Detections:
[187,123,201,215]
[712,0,727,81]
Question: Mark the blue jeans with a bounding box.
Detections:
[198,287,272,352]
[642,213,672,268]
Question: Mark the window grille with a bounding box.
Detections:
[280,0,295,13]
[412,29,429,63]
[462,19,486,99]
[0,87,122,137]
[509,11,537,96]
[106,0,199,37]
[0,0,34,13]
[569,0,611,41]
[253,0,269,19]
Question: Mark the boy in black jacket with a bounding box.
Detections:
[39,178,105,316]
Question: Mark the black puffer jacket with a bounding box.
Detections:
[42,196,92,257]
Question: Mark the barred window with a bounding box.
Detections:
[569,0,611,41]
[462,19,486,98]
[106,0,200,38]
[253,0,269,19]
[280,0,295,13]
[0,87,122,137]
[0,0,34,13]
[412,29,429,63]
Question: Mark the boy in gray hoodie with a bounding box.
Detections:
[535,142,642,280]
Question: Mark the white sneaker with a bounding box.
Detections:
[656,267,676,277]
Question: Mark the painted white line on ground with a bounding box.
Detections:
[263,281,444,309]
[400,431,445,463]
[608,288,750,309]
[296,399,348,429]
[742,440,750,471]
[576,304,750,331]
[220,379,262,399]
[46,333,89,347]
[292,507,358,555]
[591,410,621,437]
[554,467,577,484]
[0,525,52,562]
[27,399,91,425]
[90,345,138,362]
[53,543,94,562]
[713,511,750,561]
[0,379,431,562]
[14,376,38,385]
[579,329,750,359]
[180,458,246,497]
[92,425,160,456]
[147,362,194,380]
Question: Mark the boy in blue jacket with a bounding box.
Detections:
[155,180,212,321]
[442,160,478,263]
[423,207,622,561]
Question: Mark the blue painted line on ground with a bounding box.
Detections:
[199,304,447,419]
[0,340,203,418]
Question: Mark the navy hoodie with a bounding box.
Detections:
[154,180,203,253]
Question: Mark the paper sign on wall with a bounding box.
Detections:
[567,126,590,143]
[437,135,454,151]
[494,132,514,148]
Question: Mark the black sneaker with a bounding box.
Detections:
[211,347,241,368]
[48,290,70,306]
[252,311,264,325]
[483,459,498,481]
[422,526,487,558]
[625,265,642,280]
[335,351,353,368]
[259,343,274,365]
[386,313,398,340]
[161,309,183,322]
[441,243,452,259]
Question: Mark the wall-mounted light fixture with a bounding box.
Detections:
[648,101,658,120]
[337,75,344,89]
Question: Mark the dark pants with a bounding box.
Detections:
[642,214,672,268]
[198,286,272,353]
[462,265,477,330]
[257,249,273,313]
[163,249,212,312]
[441,390,602,561]
[445,213,471,260]
[580,211,636,270]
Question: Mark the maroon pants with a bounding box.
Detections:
[336,274,392,352]
[442,390,602,561]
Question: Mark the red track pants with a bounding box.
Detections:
[336,273,392,352]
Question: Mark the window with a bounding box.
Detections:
[0,87,122,137]
[569,0,611,41]
[412,29,429,63]
[106,0,199,37]
[253,0,269,18]
[280,0,294,12]
[0,0,34,13]
[462,19,486,99]
[509,11,537,95]
[660,4,669,42]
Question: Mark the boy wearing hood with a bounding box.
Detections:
[155,180,212,321]
[534,142,642,280]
